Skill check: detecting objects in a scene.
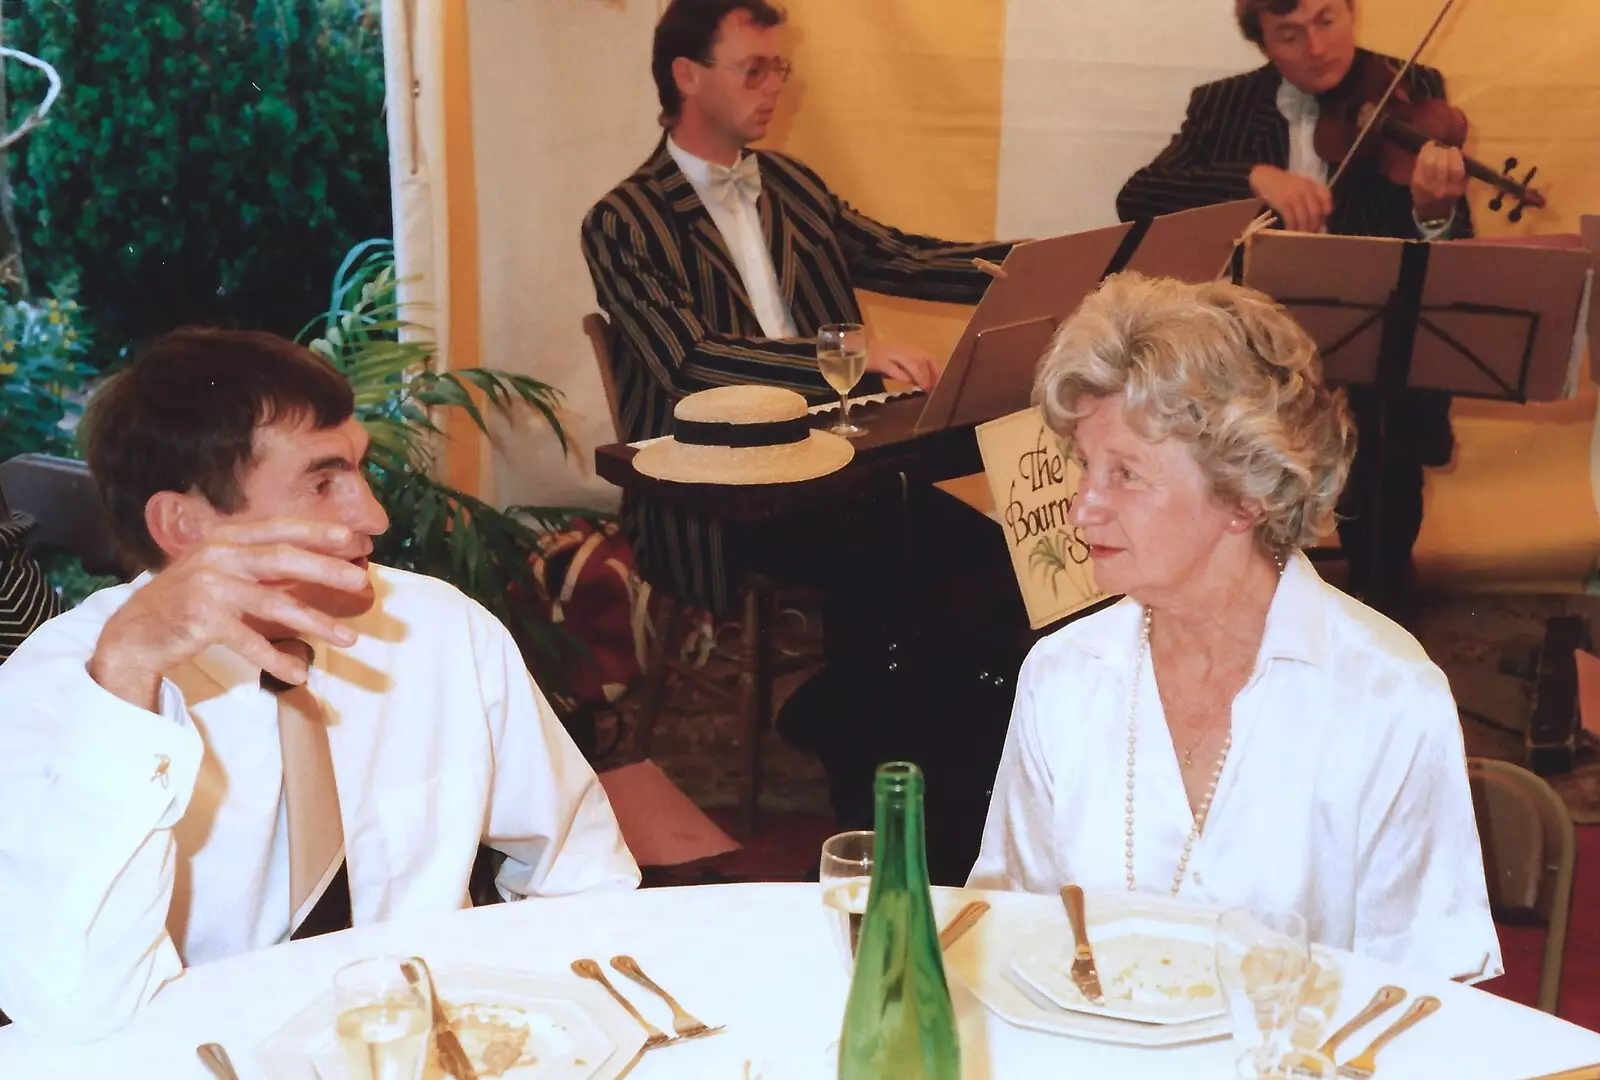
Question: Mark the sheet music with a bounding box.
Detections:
[626,388,925,448]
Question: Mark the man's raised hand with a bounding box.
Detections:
[88,519,371,710]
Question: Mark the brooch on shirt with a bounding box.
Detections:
[151,754,171,788]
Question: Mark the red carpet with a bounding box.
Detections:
[646,812,1600,1033]
[1480,823,1600,1031]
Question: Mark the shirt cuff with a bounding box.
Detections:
[62,666,205,826]
[1414,206,1456,241]
[1361,909,1503,985]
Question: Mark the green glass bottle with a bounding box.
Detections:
[838,761,961,1080]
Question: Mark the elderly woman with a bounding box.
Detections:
[968,273,1501,983]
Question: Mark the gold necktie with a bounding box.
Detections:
[267,640,346,931]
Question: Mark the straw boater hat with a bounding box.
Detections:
[633,385,854,485]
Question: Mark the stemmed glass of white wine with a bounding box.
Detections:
[820,829,874,974]
[334,956,433,1080]
[1216,906,1311,1077]
[817,322,868,437]
[820,830,874,1070]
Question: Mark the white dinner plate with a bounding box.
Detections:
[942,889,1236,1048]
[1007,912,1227,1025]
[256,964,648,1080]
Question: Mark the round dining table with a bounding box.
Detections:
[2,883,1597,1080]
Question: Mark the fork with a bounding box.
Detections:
[1317,985,1406,1061]
[571,958,672,1049]
[610,954,725,1040]
[1337,995,1441,1078]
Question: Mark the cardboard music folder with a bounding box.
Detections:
[915,198,1265,433]
[1241,230,1591,404]
[1242,229,1591,615]
[1582,214,1600,376]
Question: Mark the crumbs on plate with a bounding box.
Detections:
[1079,933,1219,1004]
[424,1002,539,1080]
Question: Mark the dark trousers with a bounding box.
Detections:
[1335,386,1454,616]
[739,476,1029,885]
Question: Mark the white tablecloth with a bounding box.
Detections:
[2,883,1596,1080]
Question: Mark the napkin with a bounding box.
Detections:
[598,760,740,866]
[1574,648,1600,739]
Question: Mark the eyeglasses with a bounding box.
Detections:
[696,56,793,89]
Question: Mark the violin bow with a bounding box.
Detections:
[1327,0,1462,190]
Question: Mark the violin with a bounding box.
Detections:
[1312,51,1547,221]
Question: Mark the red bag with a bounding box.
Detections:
[526,519,647,707]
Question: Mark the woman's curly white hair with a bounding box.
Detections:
[1033,272,1355,560]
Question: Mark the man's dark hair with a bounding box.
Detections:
[652,0,784,125]
[1236,0,1346,45]
[81,328,355,570]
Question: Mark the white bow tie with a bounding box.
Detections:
[706,154,761,208]
[1276,81,1319,124]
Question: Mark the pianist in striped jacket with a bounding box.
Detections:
[582,0,1013,619]
[582,0,1028,877]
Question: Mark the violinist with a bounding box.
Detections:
[1117,0,1471,241]
[1116,0,1471,615]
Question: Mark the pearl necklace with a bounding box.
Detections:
[1123,608,1233,898]
[1123,554,1285,896]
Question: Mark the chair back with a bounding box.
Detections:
[0,453,127,578]
[582,312,624,436]
[1467,756,1576,1014]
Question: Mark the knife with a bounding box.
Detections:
[403,958,479,1080]
[1060,884,1105,1005]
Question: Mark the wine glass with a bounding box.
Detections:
[1215,906,1311,1075]
[817,323,868,437]
[333,956,433,1080]
[820,829,874,974]
[820,830,874,1070]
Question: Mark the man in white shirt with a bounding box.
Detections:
[1116,0,1474,620]
[0,329,639,1040]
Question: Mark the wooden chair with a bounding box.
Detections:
[1467,757,1577,1015]
[582,313,816,835]
[0,453,128,577]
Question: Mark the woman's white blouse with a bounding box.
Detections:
[968,554,1502,983]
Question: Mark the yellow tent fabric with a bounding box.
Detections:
[762,0,1007,362]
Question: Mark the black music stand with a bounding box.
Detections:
[916,199,1265,432]
[1243,230,1591,614]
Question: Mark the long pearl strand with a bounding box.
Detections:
[1123,608,1233,898]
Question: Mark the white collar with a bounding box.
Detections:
[665,135,748,192]
[1067,551,1329,672]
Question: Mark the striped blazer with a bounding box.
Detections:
[581,138,1010,612]
[0,512,58,664]
[1116,51,1474,241]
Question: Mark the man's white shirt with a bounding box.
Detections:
[667,135,799,339]
[0,565,639,1039]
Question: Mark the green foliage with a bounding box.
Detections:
[0,286,93,461]
[40,552,119,609]
[4,0,391,363]
[305,240,583,695]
